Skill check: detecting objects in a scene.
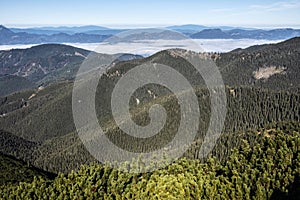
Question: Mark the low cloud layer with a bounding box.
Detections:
[0,39,283,56]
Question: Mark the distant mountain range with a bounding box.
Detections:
[10,25,125,35]
[1,25,300,44]
[166,24,256,33]
[0,25,111,44]
[190,28,300,39]
[8,24,254,35]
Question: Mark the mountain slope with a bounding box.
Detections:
[217,37,300,90]
[0,44,90,84]
[0,25,15,38]
[0,75,36,96]
[0,38,299,175]
[0,153,55,185]
[0,43,144,96]
[1,128,300,199]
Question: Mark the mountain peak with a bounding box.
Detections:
[0,25,14,34]
[191,28,229,39]
[0,25,12,31]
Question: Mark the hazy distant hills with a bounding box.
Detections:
[191,28,300,39]
[1,25,300,44]
[10,25,111,35]
[166,24,256,34]
[10,25,125,35]
[0,25,111,44]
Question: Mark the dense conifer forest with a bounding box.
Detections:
[0,38,300,199]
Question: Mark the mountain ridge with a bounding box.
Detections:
[191,28,300,39]
[0,25,111,45]
[1,25,300,44]
[0,43,144,96]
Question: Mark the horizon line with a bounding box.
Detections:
[3,23,300,29]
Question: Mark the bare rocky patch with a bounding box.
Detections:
[253,66,286,80]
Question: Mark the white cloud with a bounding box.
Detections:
[0,39,284,55]
[209,1,300,20]
[250,1,300,12]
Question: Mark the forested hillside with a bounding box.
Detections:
[0,75,36,96]
[1,128,299,199]
[0,37,299,97]
[0,81,299,174]
[0,38,299,199]
[0,153,55,185]
[217,37,300,90]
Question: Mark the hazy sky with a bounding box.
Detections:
[1,0,300,28]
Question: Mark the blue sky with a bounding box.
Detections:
[1,0,300,28]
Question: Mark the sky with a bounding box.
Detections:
[1,0,300,28]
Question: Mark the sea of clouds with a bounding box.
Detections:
[0,39,283,56]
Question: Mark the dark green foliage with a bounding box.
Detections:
[0,153,55,186]
[1,37,300,96]
[0,80,299,174]
[0,38,299,198]
[102,37,300,91]
[1,129,299,199]
[0,81,75,142]
[217,37,300,91]
[0,130,37,161]
[0,75,36,97]
[32,132,96,174]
